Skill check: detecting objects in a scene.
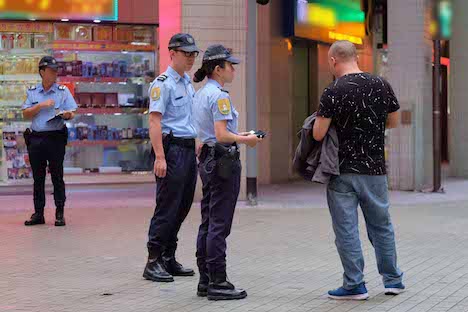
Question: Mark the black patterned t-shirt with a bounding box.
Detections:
[317,73,400,175]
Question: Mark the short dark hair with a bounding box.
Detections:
[38,66,46,78]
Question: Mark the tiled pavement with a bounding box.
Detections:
[2,182,468,311]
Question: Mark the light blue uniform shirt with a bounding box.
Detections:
[148,66,197,138]
[22,83,78,132]
[193,79,239,144]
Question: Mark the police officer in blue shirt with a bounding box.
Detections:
[192,45,263,300]
[143,33,200,283]
[22,56,77,227]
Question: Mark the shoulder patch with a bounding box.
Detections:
[58,85,66,91]
[217,98,231,115]
[151,87,161,101]
[156,74,168,82]
[28,85,36,90]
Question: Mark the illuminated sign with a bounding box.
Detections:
[284,0,365,44]
[431,0,452,39]
[0,0,118,21]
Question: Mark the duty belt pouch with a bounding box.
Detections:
[215,143,238,179]
[24,128,32,147]
[60,126,68,146]
[162,131,174,154]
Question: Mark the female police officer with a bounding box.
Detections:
[193,45,263,300]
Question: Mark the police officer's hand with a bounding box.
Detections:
[41,99,55,109]
[196,143,203,158]
[154,158,167,178]
[245,134,263,148]
[62,112,73,120]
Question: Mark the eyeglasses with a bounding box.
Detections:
[175,50,199,58]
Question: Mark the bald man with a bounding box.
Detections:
[313,40,404,300]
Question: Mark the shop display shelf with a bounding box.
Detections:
[0,74,41,81]
[68,139,148,147]
[0,49,48,56]
[57,77,128,83]
[75,107,147,115]
[51,42,156,52]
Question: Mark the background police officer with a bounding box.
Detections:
[22,56,77,227]
[192,45,263,300]
[143,33,200,283]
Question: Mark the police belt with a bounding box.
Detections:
[163,134,195,149]
[201,143,239,160]
[29,126,68,138]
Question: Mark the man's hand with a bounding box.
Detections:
[154,157,167,178]
[196,142,204,158]
[41,99,55,109]
[61,112,74,120]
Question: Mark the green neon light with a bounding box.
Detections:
[308,0,365,22]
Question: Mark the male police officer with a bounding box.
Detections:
[143,34,200,282]
[23,56,77,227]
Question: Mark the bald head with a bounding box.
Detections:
[328,40,358,62]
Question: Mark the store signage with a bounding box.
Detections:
[0,0,118,21]
[284,0,365,44]
[431,0,452,39]
[0,22,53,33]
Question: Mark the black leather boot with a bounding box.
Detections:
[162,251,195,276]
[197,261,209,297]
[207,269,247,301]
[55,207,66,227]
[24,213,45,226]
[143,249,174,282]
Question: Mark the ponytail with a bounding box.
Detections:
[193,66,208,83]
[192,59,227,83]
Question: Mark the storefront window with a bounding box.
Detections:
[0,22,157,184]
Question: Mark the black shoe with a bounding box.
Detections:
[197,282,209,297]
[207,271,247,301]
[55,218,66,226]
[143,258,174,282]
[24,213,45,226]
[197,271,209,297]
[163,258,195,276]
[55,208,66,226]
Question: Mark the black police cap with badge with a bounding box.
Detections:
[168,33,200,53]
[202,44,241,65]
[38,56,59,70]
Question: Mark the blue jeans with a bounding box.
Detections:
[327,174,403,289]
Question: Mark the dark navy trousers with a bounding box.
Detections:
[27,133,67,214]
[196,149,241,273]
[147,143,197,257]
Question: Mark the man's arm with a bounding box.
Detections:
[23,99,54,120]
[149,112,166,177]
[386,112,399,129]
[313,117,332,141]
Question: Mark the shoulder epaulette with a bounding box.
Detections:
[157,74,168,82]
[58,85,66,91]
[28,85,36,91]
[220,88,229,94]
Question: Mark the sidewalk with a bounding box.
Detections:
[2,179,468,311]
[1,178,466,214]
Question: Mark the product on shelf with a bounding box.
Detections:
[67,123,149,143]
[0,56,42,75]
